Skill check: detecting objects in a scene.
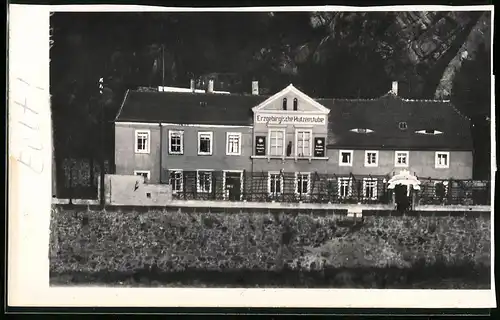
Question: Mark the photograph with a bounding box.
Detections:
[47,9,493,290]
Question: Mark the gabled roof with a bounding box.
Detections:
[252,84,331,114]
[318,93,473,151]
[115,90,267,125]
[115,89,473,151]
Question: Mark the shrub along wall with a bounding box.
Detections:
[50,207,490,275]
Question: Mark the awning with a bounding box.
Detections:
[387,169,421,190]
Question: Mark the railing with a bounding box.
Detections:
[168,171,491,206]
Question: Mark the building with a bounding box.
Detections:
[113,80,474,203]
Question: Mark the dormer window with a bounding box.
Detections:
[415,129,443,135]
[293,98,298,111]
[282,98,287,110]
[398,122,407,130]
[350,128,374,134]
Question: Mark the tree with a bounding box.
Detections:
[451,43,491,179]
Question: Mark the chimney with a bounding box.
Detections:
[252,81,259,95]
[207,79,214,93]
[190,79,195,92]
[392,81,398,96]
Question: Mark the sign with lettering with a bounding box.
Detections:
[255,113,327,125]
[255,136,266,156]
[314,137,326,157]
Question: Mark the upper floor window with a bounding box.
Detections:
[168,130,184,154]
[282,98,287,110]
[226,132,242,156]
[435,151,450,168]
[135,130,150,154]
[395,151,409,167]
[365,150,379,167]
[198,131,213,155]
[296,129,312,157]
[293,98,298,111]
[398,121,408,130]
[339,150,353,166]
[269,129,285,156]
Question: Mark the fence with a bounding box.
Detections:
[168,170,492,206]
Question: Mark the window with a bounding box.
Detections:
[338,177,352,198]
[395,151,409,167]
[296,130,312,157]
[339,150,353,166]
[364,151,379,167]
[198,131,213,155]
[282,98,287,110]
[226,132,242,155]
[363,178,378,200]
[169,130,183,154]
[269,129,285,156]
[398,121,407,130]
[197,170,213,193]
[268,172,283,195]
[134,170,150,181]
[416,129,443,135]
[350,128,374,134]
[168,170,183,192]
[135,130,150,154]
[295,172,310,195]
[293,98,298,111]
[435,151,450,168]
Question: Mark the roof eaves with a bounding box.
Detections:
[114,89,130,122]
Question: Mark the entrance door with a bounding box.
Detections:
[394,184,410,213]
[225,172,242,201]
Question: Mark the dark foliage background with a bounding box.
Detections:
[50,11,492,197]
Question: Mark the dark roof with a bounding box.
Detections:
[116,90,266,125]
[116,90,473,151]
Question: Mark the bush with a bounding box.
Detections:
[50,208,491,277]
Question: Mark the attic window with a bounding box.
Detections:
[416,129,443,135]
[398,122,407,130]
[282,98,287,110]
[200,101,207,107]
[350,128,374,134]
[293,98,298,111]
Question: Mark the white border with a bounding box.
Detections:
[395,151,409,168]
[339,150,354,167]
[7,3,496,309]
[226,132,242,156]
[364,150,379,167]
[197,131,213,156]
[168,130,184,155]
[435,151,450,169]
[134,129,151,154]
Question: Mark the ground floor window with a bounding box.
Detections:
[134,170,150,182]
[363,178,378,200]
[268,172,283,195]
[168,170,183,192]
[295,172,310,195]
[197,170,213,193]
[338,177,352,198]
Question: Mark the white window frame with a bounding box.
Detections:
[168,169,183,193]
[295,129,313,157]
[196,169,214,193]
[134,170,151,181]
[362,178,378,200]
[134,130,151,154]
[226,132,242,156]
[339,150,354,167]
[435,151,450,169]
[294,172,311,195]
[268,171,284,196]
[222,170,244,200]
[198,131,214,155]
[395,151,409,167]
[168,130,184,155]
[364,150,379,167]
[338,177,352,198]
[268,128,286,157]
